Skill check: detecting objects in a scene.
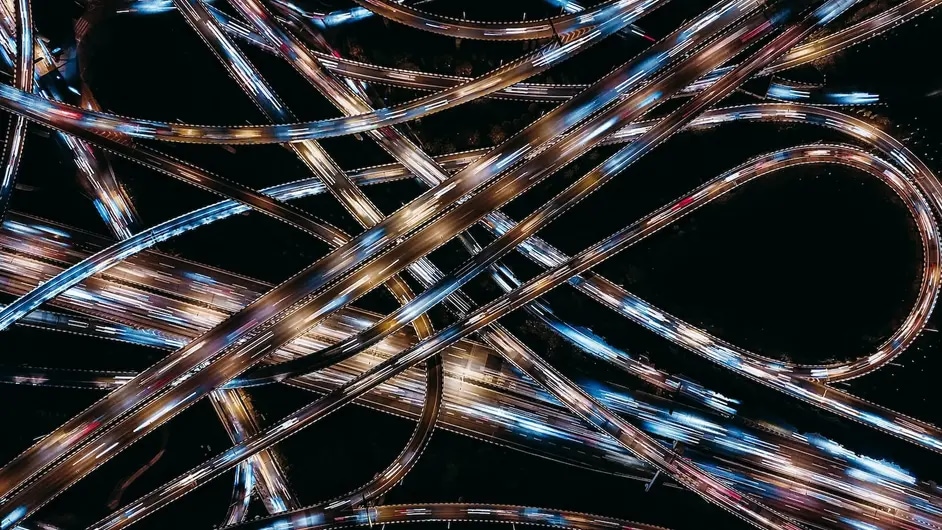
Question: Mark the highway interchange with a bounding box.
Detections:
[0,0,939,529]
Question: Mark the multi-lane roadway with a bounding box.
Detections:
[0,0,940,529]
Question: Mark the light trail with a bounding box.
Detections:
[4,143,940,528]
[0,0,30,221]
[0,0,668,144]
[0,0,937,529]
[0,0,764,509]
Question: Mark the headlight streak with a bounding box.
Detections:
[0,1,770,516]
[0,0,31,222]
[0,234,938,528]
[0,0,937,529]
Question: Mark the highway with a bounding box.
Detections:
[0,0,769,512]
[0,0,918,145]
[0,93,940,524]
[0,0,669,144]
[0,0,937,528]
[0,17,298,502]
[0,11,143,240]
[0,0,934,141]
[222,0,793,448]
[155,0,928,434]
[67,4,869,530]
[350,0,653,41]
[204,3,903,107]
[3,293,940,530]
[234,0,836,396]
[171,0,443,506]
[4,141,942,528]
[0,6,291,503]
[1,95,936,524]
[0,11,300,506]
[0,204,734,416]
[210,389,299,522]
[233,0,767,385]
[220,0,758,394]
[0,0,30,220]
[224,503,671,530]
[217,0,924,466]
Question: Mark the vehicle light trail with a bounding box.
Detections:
[0,0,938,529]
